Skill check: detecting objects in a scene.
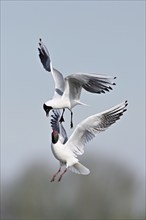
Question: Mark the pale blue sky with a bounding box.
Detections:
[1,1,145,202]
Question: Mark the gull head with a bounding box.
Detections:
[43,104,52,117]
[52,129,59,144]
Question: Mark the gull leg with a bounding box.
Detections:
[50,166,61,182]
[70,111,73,128]
[58,168,67,182]
[59,108,65,123]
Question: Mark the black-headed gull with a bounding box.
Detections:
[38,39,116,128]
[50,100,128,182]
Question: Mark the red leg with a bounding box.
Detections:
[58,168,67,182]
[50,166,61,182]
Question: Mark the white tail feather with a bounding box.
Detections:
[75,100,89,106]
[69,162,90,175]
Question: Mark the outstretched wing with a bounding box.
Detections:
[67,72,116,95]
[38,38,52,72]
[50,110,68,144]
[38,39,65,97]
[65,101,128,156]
[63,72,116,103]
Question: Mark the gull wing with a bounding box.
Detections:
[38,39,65,96]
[65,101,128,156]
[50,110,68,144]
[52,68,65,97]
[63,76,82,102]
[63,72,116,103]
[38,38,51,72]
[67,73,116,95]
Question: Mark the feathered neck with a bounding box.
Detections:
[52,129,59,144]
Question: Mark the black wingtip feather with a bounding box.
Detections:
[123,109,127,112]
[125,100,128,107]
[104,88,110,92]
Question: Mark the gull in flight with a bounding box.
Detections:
[50,100,128,182]
[38,38,116,128]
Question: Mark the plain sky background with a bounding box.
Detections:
[1,0,145,207]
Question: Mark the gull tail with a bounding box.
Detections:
[69,162,90,175]
[75,100,89,106]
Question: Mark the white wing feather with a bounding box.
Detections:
[52,68,65,97]
[65,101,128,156]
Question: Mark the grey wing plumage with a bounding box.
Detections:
[38,38,51,72]
[64,76,82,101]
[66,100,128,156]
[50,110,60,133]
[93,100,128,131]
[69,73,116,94]
[50,110,68,144]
